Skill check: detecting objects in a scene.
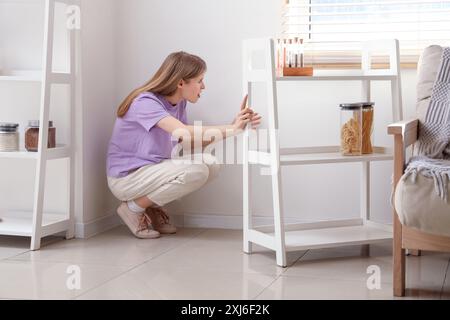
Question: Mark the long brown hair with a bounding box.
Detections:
[117,52,207,117]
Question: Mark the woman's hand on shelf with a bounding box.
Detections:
[232,94,262,131]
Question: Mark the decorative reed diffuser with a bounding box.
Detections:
[276,37,313,77]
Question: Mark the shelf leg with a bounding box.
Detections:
[360,161,371,256]
[65,225,75,240]
[271,165,287,268]
[361,79,371,228]
[31,235,42,251]
[65,156,75,240]
[31,0,56,251]
[31,154,45,251]
[360,161,370,222]
[243,83,253,254]
[66,22,77,241]
[360,77,371,259]
[243,147,253,254]
[360,245,371,257]
[391,79,404,122]
[361,80,371,102]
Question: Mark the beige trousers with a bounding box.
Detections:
[107,154,220,206]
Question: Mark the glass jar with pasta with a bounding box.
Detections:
[340,103,363,156]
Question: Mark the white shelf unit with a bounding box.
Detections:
[242,38,403,267]
[0,0,76,250]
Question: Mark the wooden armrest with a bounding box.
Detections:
[389,118,420,187]
[388,119,419,148]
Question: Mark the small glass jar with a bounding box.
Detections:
[25,120,56,152]
[0,123,19,152]
[340,103,362,156]
[362,102,374,154]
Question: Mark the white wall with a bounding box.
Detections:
[0,0,421,237]
[112,0,418,226]
[79,0,118,228]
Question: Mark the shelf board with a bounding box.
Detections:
[0,145,71,160]
[0,211,69,237]
[280,146,392,166]
[47,145,71,160]
[0,70,71,83]
[249,146,392,166]
[0,150,38,159]
[277,70,397,82]
[0,70,42,82]
[271,225,392,252]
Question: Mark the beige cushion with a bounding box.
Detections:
[417,45,443,103]
[416,45,443,122]
[395,174,450,237]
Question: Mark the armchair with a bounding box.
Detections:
[389,45,450,297]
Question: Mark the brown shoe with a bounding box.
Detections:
[117,203,160,239]
[146,207,177,234]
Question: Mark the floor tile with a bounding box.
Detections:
[9,226,205,267]
[144,229,305,276]
[0,236,30,261]
[0,259,128,300]
[404,252,449,298]
[284,244,448,299]
[76,260,276,300]
[298,242,392,261]
[285,255,393,283]
[256,275,394,300]
[0,235,60,261]
[285,243,393,283]
[1,228,449,300]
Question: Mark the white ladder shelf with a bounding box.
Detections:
[242,38,403,267]
[0,0,76,250]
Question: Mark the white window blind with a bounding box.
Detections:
[282,0,450,64]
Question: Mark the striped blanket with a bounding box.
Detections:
[404,156,450,202]
[404,47,450,202]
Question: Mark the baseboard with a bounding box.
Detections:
[175,213,307,230]
[75,211,344,238]
[75,211,122,239]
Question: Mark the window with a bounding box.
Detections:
[282,0,450,67]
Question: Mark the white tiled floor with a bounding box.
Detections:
[1,227,450,300]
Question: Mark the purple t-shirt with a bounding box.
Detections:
[107,92,187,178]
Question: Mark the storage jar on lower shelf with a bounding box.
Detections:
[25,120,56,152]
[0,123,19,152]
[339,102,375,156]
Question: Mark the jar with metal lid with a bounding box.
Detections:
[340,103,362,156]
[0,123,19,152]
[25,120,56,152]
[361,102,374,154]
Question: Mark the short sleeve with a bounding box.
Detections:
[180,100,188,124]
[130,95,171,131]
